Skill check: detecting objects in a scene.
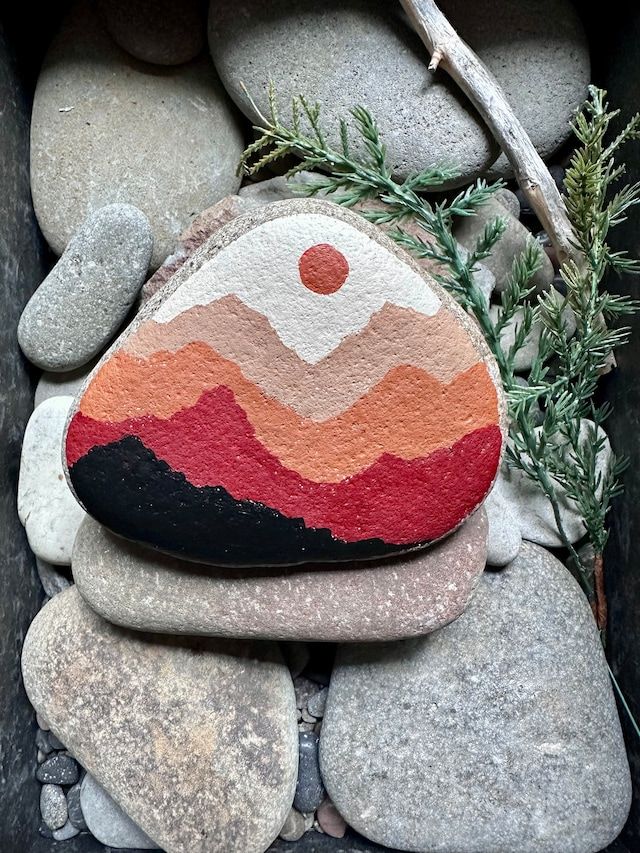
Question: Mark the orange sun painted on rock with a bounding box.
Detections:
[298,243,349,294]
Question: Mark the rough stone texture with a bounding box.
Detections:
[209,0,588,186]
[17,396,86,564]
[99,0,206,66]
[80,773,156,849]
[483,482,522,567]
[294,732,326,814]
[22,587,298,853]
[454,197,555,293]
[490,420,612,549]
[40,784,67,831]
[34,359,98,408]
[18,205,152,371]
[64,199,505,566]
[0,20,52,852]
[31,0,244,269]
[72,510,487,642]
[320,543,631,853]
[35,558,72,597]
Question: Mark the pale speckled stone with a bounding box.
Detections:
[80,773,157,849]
[320,544,631,853]
[40,784,67,831]
[210,0,588,185]
[278,808,306,842]
[454,197,555,293]
[99,0,206,66]
[22,587,298,853]
[35,359,98,408]
[72,511,488,642]
[17,397,86,565]
[493,420,612,549]
[31,0,244,269]
[18,205,152,371]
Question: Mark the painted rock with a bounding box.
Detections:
[64,199,505,566]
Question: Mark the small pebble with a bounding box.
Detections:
[38,820,53,839]
[294,732,326,814]
[301,708,316,724]
[316,799,347,838]
[35,558,72,598]
[36,753,79,785]
[298,721,315,733]
[494,187,521,219]
[279,808,307,842]
[37,749,47,764]
[36,712,50,731]
[294,676,320,710]
[53,820,80,841]
[36,728,52,755]
[67,782,88,830]
[40,784,68,831]
[307,687,329,719]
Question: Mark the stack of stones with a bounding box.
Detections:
[14,1,632,852]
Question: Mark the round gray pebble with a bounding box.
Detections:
[294,732,326,814]
[36,753,79,785]
[307,687,329,719]
[40,784,68,831]
[36,728,52,755]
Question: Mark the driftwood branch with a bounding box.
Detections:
[399,0,578,268]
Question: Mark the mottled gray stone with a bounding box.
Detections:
[31,0,244,269]
[22,587,298,853]
[35,558,71,598]
[66,782,87,830]
[18,205,152,371]
[36,753,79,785]
[0,22,51,851]
[40,784,67,830]
[17,397,86,564]
[320,543,630,853]
[307,687,329,720]
[294,733,326,814]
[34,359,97,407]
[99,0,206,65]
[72,511,487,642]
[494,188,521,220]
[209,0,588,186]
[454,197,555,293]
[81,774,157,849]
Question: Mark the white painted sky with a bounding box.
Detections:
[154,212,441,364]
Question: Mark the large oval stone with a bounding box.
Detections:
[22,587,298,853]
[319,544,631,852]
[208,0,589,185]
[64,199,505,566]
[72,509,488,642]
[31,0,244,269]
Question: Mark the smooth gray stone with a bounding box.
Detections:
[99,0,206,66]
[31,0,244,269]
[52,820,80,841]
[81,774,157,849]
[35,558,72,598]
[40,784,67,831]
[320,543,631,853]
[66,782,87,830]
[209,0,589,186]
[34,359,97,407]
[18,204,152,371]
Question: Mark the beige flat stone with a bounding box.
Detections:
[22,587,298,853]
[72,510,487,642]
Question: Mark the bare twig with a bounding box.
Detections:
[399,0,579,268]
